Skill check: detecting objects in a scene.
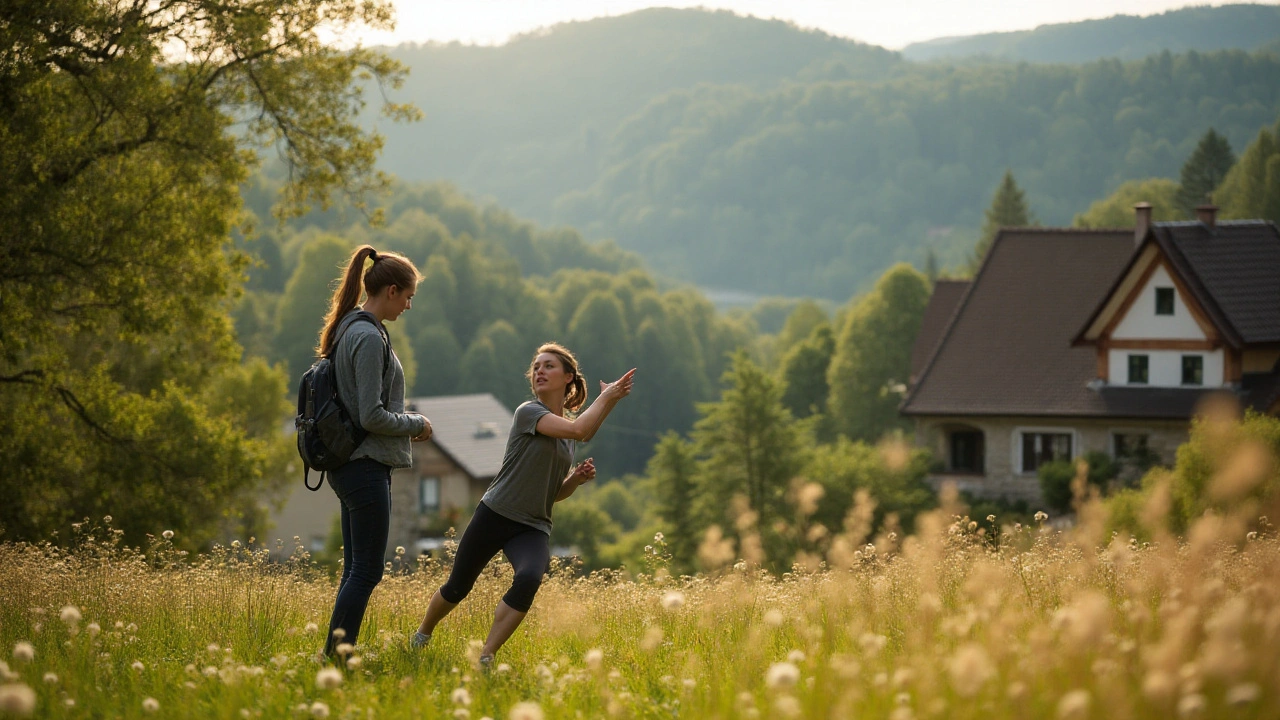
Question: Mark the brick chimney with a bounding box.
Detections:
[1195,203,1218,229]
[1133,202,1153,246]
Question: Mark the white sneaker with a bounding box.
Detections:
[410,631,431,649]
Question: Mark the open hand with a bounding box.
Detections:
[571,458,597,486]
[600,368,636,401]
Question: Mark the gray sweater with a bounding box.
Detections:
[333,310,425,469]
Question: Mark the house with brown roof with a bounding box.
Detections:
[902,205,1280,504]
[269,393,513,558]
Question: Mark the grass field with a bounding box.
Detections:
[2,490,1277,719]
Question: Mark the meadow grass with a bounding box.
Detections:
[2,492,1278,720]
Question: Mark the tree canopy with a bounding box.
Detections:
[0,0,410,545]
[1175,129,1236,216]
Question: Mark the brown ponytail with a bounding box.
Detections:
[316,245,422,358]
[527,342,588,413]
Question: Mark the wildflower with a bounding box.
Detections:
[86,623,100,638]
[986,515,996,522]
[787,650,805,664]
[41,673,56,684]
[773,695,802,718]
[346,655,362,669]
[453,710,470,720]
[496,663,511,674]
[315,667,343,690]
[1246,531,1257,541]
[947,644,995,697]
[509,701,544,720]
[334,643,354,657]
[0,684,36,716]
[331,628,345,640]
[232,540,241,548]
[661,591,685,610]
[584,648,604,671]
[103,515,112,523]
[1034,511,1049,523]
[310,701,330,718]
[203,666,218,677]
[142,697,160,713]
[162,530,174,540]
[452,687,471,706]
[763,609,784,627]
[64,699,75,708]
[132,661,145,672]
[764,662,800,690]
[12,643,33,663]
[59,606,81,624]
[395,546,405,556]
[1056,690,1089,720]
[304,623,319,634]
[654,532,664,542]
[1226,683,1259,705]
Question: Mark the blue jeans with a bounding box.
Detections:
[323,458,391,656]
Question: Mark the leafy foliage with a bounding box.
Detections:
[0,0,407,544]
[1215,117,1280,223]
[1072,178,1181,227]
[1175,128,1236,216]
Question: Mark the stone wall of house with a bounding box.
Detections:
[388,442,473,559]
[913,416,1189,507]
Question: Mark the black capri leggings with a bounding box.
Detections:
[439,502,551,613]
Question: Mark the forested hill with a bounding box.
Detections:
[367,6,1280,299]
[901,4,1280,63]
[375,8,898,214]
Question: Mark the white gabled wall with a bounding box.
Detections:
[1108,348,1224,387]
[1111,265,1205,340]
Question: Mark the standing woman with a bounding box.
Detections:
[412,343,635,664]
[319,245,432,657]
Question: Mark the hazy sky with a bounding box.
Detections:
[343,1,1237,50]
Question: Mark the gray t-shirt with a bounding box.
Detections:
[481,401,576,535]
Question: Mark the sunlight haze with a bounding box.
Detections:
[343,0,1240,49]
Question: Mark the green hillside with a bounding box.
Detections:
[902,4,1280,63]
[368,7,1280,299]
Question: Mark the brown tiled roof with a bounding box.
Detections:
[910,279,970,384]
[1154,220,1280,346]
[406,393,513,480]
[902,228,1144,417]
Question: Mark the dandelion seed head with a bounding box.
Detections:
[86,623,100,638]
[395,546,405,556]
[310,701,330,718]
[584,648,604,671]
[162,530,174,540]
[132,661,145,672]
[142,697,159,713]
[331,628,345,640]
[11,643,33,663]
[947,644,995,697]
[334,643,354,657]
[346,655,362,669]
[59,606,81,624]
[453,709,470,720]
[661,591,685,610]
[0,684,35,716]
[231,540,241,548]
[987,515,996,522]
[1035,511,1049,523]
[509,701,543,720]
[496,663,511,674]
[304,623,318,634]
[1056,690,1089,720]
[772,694,801,718]
[763,609,785,627]
[764,662,800,690]
[1177,693,1205,718]
[452,687,472,706]
[1226,683,1259,706]
[41,673,56,684]
[786,650,805,664]
[315,667,343,690]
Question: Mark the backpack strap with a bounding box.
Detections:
[304,467,325,492]
[327,310,395,428]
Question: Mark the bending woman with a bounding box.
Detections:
[319,245,433,657]
[412,342,635,664]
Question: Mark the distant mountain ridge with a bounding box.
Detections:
[902,4,1280,63]
[361,6,1280,300]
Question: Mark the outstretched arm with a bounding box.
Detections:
[555,458,596,502]
[536,368,636,442]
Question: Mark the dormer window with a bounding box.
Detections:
[1127,355,1149,384]
[1155,287,1175,315]
[1181,355,1203,386]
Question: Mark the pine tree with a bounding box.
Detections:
[1175,128,1236,217]
[1215,120,1280,224]
[648,433,699,574]
[970,170,1035,271]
